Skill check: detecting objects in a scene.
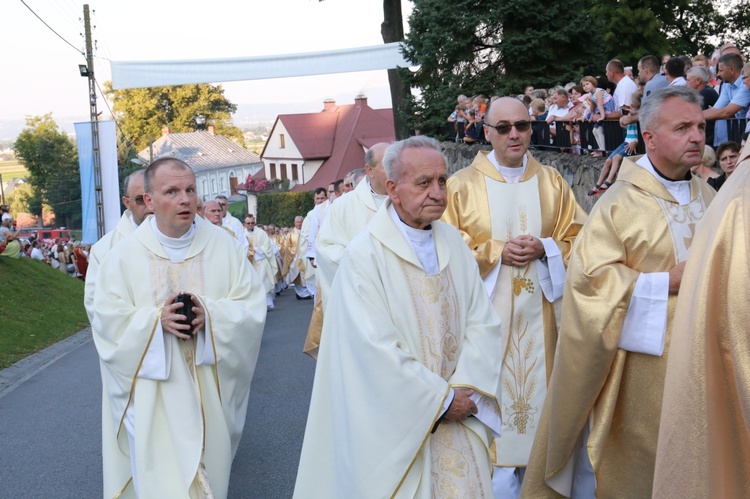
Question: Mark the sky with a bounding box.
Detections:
[0,0,413,138]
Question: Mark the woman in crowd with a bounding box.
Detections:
[691,145,722,181]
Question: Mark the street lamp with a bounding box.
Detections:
[78,64,90,77]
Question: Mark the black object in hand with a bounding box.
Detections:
[174,293,196,337]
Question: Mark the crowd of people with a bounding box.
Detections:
[0,204,89,279]
[448,47,750,197]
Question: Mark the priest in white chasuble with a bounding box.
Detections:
[84,168,152,323]
[295,136,505,499]
[441,97,586,496]
[653,140,750,499]
[92,158,267,499]
[521,86,716,499]
[315,142,390,309]
[243,213,278,310]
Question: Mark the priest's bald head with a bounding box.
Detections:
[383,136,448,230]
[143,157,198,238]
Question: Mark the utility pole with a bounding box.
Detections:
[83,4,104,239]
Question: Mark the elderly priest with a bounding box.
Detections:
[294,136,505,498]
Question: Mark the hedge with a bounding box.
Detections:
[257,190,315,227]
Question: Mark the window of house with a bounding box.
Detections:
[270,163,277,180]
[280,163,288,180]
[280,134,285,148]
[211,179,216,192]
[292,164,299,181]
[220,177,225,192]
[202,180,207,195]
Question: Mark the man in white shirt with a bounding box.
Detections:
[607,58,639,116]
[545,89,574,137]
[665,56,687,86]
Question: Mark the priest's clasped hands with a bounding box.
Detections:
[502,235,545,267]
[161,292,206,339]
[445,388,477,421]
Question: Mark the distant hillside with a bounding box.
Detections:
[0,257,89,368]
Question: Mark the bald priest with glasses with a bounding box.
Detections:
[441,97,586,498]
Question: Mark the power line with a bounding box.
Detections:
[94,79,141,155]
[19,0,84,56]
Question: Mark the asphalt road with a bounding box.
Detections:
[0,290,316,498]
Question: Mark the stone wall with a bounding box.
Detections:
[442,142,604,213]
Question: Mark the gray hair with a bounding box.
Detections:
[382,136,444,182]
[350,168,366,185]
[639,86,703,133]
[686,66,709,85]
[123,169,146,197]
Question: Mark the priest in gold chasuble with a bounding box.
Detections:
[653,140,750,498]
[522,86,716,498]
[295,137,505,498]
[441,97,586,496]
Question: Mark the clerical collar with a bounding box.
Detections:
[636,155,692,205]
[646,155,692,182]
[387,203,439,275]
[368,179,388,207]
[487,150,528,181]
[151,217,196,263]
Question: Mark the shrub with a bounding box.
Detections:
[257,190,314,227]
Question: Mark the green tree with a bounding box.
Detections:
[14,114,81,228]
[6,182,45,217]
[103,82,243,150]
[403,0,606,137]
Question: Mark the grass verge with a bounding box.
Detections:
[0,256,89,369]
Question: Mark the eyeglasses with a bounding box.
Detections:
[125,195,146,206]
[485,120,532,135]
[218,203,227,207]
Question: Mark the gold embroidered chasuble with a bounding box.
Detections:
[92,218,267,499]
[521,157,716,498]
[442,151,585,467]
[246,227,277,294]
[295,201,504,499]
[653,147,750,498]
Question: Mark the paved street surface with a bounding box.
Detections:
[0,290,316,498]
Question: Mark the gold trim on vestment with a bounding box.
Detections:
[392,386,452,498]
[115,312,161,443]
[111,476,132,499]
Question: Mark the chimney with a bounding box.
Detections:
[323,98,336,112]
[354,94,367,107]
[161,126,170,136]
[208,124,216,135]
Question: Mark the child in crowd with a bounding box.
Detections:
[530,98,548,120]
[588,91,642,195]
[580,76,617,155]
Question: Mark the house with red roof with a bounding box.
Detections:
[260,95,395,191]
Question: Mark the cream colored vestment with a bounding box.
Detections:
[93,216,266,498]
[295,200,505,498]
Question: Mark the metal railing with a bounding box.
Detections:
[446,117,748,155]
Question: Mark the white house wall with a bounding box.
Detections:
[262,119,304,180]
[196,163,263,200]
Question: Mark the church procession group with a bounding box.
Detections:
[84,85,748,499]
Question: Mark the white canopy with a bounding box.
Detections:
[110,42,409,90]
